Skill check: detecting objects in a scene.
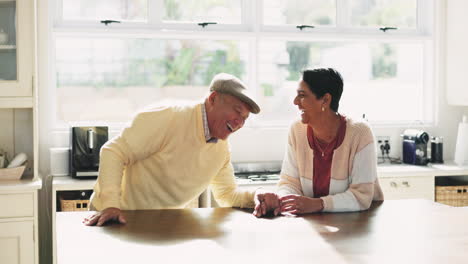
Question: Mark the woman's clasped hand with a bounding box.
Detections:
[253,191,324,217]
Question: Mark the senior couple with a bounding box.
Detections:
[84,68,383,226]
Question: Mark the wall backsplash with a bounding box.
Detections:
[37,104,468,176]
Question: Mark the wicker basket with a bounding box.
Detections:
[0,166,26,180]
[435,185,468,207]
[60,199,90,211]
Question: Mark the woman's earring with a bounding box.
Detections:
[321,107,325,112]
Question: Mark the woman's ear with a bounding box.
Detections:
[323,93,332,107]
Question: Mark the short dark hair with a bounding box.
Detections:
[302,68,343,112]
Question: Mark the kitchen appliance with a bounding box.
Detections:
[50,148,69,176]
[430,136,444,163]
[233,161,281,183]
[70,127,108,178]
[402,129,429,166]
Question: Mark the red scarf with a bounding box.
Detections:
[307,115,347,198]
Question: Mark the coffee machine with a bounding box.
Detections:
[70,126,108,178]
[402,129,429,166]
[430,136,444,163]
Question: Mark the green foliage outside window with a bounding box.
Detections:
[202,46,244,85]
[372,44,397,79]
[164,0,182,20]
[286,42,310,81]
[57,40,244,89]
[164,48,196,85]
[262,83,274,97]
[352,0,416,27]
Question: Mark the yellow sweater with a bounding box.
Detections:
[90,103,255,210]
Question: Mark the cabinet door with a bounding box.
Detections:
[0,221,34,264]
[379,176,434,200]
[0,0,33,96]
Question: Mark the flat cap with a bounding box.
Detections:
[209,73,260,114]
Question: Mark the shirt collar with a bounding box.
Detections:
[201,103,218,143]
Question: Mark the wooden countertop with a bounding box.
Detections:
[57,200,468,264]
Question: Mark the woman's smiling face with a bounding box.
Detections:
[293,80,323,125]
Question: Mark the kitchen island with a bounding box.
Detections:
[56,199,468,264]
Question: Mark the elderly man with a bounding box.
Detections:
[84,73,264,226]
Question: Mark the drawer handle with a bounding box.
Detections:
[390,181,397,188]
[402,181,410,187]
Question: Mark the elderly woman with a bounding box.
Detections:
[254,68,383,217]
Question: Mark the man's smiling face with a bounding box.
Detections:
[206,92,250,140]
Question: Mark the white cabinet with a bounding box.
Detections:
[446,0,468,105]
[0,0,34,107]
[379,176,435,200]
[0,181,41,264]
[0,221,34,264]
[0,0,38,178]
[0,1,39,258]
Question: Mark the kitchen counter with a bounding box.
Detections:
[377,162,468,178]
[0,177,42,191]
[56,199,468,264]
[236,162,468,185]
[52,176,95,190]
[50,162,468,187]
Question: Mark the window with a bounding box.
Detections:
[62,0,148,22]
[53,0,435,126]
[349,0,417,28]
[162,0,242,24]
[263,0,336,26]
[55,37,248,122]
[257,40,426,125]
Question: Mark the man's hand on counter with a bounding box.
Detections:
[253,189,281,218]
[83,207,127,226]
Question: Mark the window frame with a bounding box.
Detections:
[55,0,253,32]
[51,0,436,129]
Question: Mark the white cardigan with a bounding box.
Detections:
[277,117,384,212]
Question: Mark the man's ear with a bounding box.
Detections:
[208,91,218,104]
[206,91,218,111]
